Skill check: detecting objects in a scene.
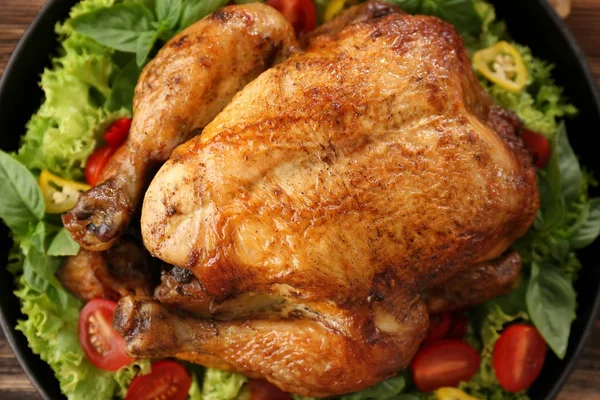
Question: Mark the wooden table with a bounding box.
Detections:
[0,0,598,399]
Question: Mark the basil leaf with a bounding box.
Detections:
[71,3,155,53]
[21,229,68,309]
[0,151,44,236]
[48,228,80,257]
[430,0,482,35]
[526,263,576,359]
[386,0,481,35]
[555,124,583,207]
[156,0,182,30]
[570,198,600,249]
[180,0,229,30]
[136,29,162,66]
[106,59,142,112]
[536,171,565,232]
[341,375,406,400]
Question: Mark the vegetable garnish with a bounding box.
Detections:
[104,118,132,148]
[411,340,481,392]
[39,170,91,214]
[85,146,116,186]
[474,41,528,92]
[424,312,452,344]
[267,0,317,36]
[324,0,346,21]
[435,387,479,400]
[492,324,546,393]
[2,0,599,399]
[125,361,192,400]
[521,128,551,169]
[79,299,134,372]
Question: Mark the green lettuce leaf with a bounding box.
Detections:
[460,306,529,399]
[15,0,130,180]
[200,368,247,400]
[114,359,152,398]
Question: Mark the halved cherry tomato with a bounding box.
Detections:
[493,324,546,393]
[78,299,134,371]
[521,129,551,169]
[424,312,452,344]
[39,170,91,214]
[84,146,116,186]
[125,361,192,400]
[267,0,317,36]
[447,313,469,340]
[411,340,481,392]
[103,117,132,148]
[249,380,292,400]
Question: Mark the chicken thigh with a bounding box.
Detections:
[63,3,297,251]
[116,1,539,397]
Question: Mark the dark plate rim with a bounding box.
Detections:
[0,0,599,399]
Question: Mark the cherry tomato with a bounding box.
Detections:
[411,340,481,392]
[424,312,452,344]
[85,146,116,186]
[249,380,292,400]
[267,0,317,36]
[125,361,192,400]
[493,324,547,393]
[447,313,469,340]
[521,128,551,169]
[104,118,132,148]
[78,299,134,371]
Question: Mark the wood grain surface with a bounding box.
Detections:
[0,0,598,399]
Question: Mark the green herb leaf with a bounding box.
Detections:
[0,151,44,236]
[386,0,482,35]
[70,3,155,53]
[136,29,162,66]
[48,228,80,257]
[106,59,142,112]
[569,198,600,249]
[553,124,583,207]
[526,263,576,359]
[179,0,229,31]
[156,0,182,30]
[341,374,406,400]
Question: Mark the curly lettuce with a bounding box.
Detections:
[15,0,129,181]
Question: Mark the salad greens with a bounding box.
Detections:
[1,0,599,399]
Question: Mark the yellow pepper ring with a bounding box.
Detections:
[324,0,359,22]
[324,0,346,22]
[39,170,91,214]
[435,387,480,400]
[473,41,528,93]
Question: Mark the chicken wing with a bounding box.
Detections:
[63,3,297,251]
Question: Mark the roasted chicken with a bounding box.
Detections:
[112,1,539,397]
[62,3,298,251]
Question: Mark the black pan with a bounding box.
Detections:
[0,0,599,399]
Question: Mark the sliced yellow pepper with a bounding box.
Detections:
[324,0,346,22]
[324,0,358,22]
[473,41,528,93]
[39,170,91,214]
[435,388,479,400]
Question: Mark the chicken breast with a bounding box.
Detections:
[116,1,539,397]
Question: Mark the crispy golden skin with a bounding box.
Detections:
[116,1,538,397]
[62,3,297,251]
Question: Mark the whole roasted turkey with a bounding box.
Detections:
[63,1,539,397]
